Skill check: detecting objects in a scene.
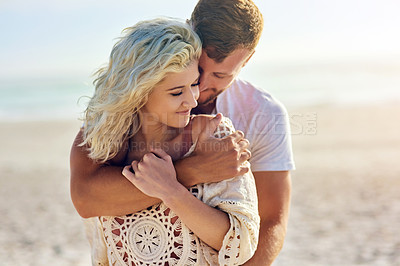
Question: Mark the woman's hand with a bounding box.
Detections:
[122,148,182,200]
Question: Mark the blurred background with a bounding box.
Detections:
[0,0,399,265]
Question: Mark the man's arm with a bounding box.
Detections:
[70,130,160,218]
[70,115,250,218]
[243,171,292,266]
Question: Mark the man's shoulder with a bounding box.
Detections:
[230,78,265,95]
[218,78,288,116]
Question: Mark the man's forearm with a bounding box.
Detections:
[174,156,200,187]
[71,165,161,218]
[72,153,230,218]
[245,171,291,265]
[70,130,163,218]
[244,220,287,265]
[71,148,198,217]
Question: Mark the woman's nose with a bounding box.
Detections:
[183,87,198,109]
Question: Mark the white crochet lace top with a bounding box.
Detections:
[83,117,260,265]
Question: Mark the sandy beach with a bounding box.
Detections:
[0,103,399,265]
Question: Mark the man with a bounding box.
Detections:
[189,1,294,265]
[70,0,294,265]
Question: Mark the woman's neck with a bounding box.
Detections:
[138,123,180,145]
[137,112,183,148]
[129,122,182,161]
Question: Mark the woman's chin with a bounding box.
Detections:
[176,119,190,128]
[172,117,190,129]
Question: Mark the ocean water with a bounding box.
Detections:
[0,78,93,122]
[240,61,400,108]
[1,63,399,121]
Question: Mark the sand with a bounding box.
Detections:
[0,103,399,265]
[275,103,400,265]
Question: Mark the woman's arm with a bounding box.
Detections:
[122,148,230,251]
[163,185,230,251]
[193,115,260,265]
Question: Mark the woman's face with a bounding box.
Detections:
[142,61,200,129]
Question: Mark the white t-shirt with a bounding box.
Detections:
[215,78,295,172]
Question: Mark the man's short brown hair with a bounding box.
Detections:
[190,0,264,63]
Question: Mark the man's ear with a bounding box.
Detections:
[242,50,255,68]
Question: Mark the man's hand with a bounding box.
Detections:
[175,114,251,186]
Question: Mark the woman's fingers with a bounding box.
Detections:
[122,161,139,179]
[122,165,135,180]
[131,160,139,173]
[149,147,171,161]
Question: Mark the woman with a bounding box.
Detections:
[80,18,259,265]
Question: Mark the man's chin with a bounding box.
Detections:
[198,97,216,107]
[198,92,221,106]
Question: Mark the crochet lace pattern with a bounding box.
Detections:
[86,117,260,265]
[101,188,201,265]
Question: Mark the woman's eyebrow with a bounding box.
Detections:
[167,85,185,91]
[167,74,200,90]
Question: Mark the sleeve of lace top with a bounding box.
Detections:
[200,116,260,265]
[83,217,110,266]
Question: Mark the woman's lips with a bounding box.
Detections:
[176,110,190,115]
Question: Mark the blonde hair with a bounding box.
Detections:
[81,18,202,162]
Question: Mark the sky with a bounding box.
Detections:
[0,0,399,80]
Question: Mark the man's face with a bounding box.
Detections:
[197,47,253,106]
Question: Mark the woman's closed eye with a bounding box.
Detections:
[170,90,183,96]
[170,80,199,96]
[191,81,200,87]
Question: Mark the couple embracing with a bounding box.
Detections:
[70,0,294,265]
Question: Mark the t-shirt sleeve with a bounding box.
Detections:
[248,101,295,172]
